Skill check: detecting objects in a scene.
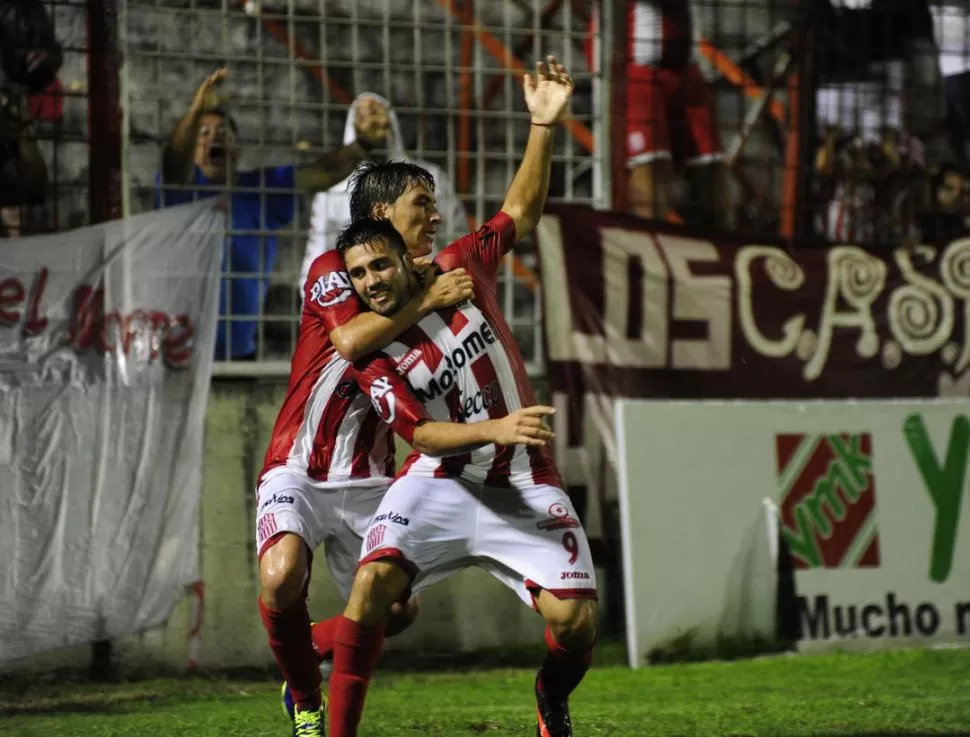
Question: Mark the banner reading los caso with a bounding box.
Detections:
[0,200,224,662]
[536,206,970,548]
[614,399,970,665]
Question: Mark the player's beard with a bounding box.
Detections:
[367,272,417,316]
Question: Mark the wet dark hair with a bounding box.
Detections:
[348,160,435,221]
[336,218,408,257]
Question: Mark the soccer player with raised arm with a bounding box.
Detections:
[257,55,581,737]
[321,57,597,737]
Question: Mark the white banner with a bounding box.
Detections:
[615,398,970,667]
[0,201,224,662]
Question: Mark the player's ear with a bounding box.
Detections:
[402,252,414,271]
[372,202,389,219]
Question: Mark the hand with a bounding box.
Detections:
[420,268,474,312]
[523,55,574,126]
[489,406,556,447]
[354,97,391,148]
[192,67,229,112]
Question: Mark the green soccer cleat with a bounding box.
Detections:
[281,682,326,737]
[292,705,326,737]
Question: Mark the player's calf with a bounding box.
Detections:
[257,533,323,720]
[328,560,413,737]
[533,594,598,737]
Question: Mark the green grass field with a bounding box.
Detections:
[3,646,970,736]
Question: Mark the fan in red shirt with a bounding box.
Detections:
[588,0,727,226]
[314,58,597,737]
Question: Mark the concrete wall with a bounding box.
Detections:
[3,379,555,676]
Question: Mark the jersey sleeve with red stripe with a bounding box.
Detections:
[353,353,432,447]
[303,249,365,331]
[435,211,517,284]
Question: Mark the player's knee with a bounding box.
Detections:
[548,599,598,650]
[386,596,420,637]
[258,535,308,609]
[346,560,412,625]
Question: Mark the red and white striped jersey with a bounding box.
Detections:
[354,213,563,491]
[587,0,694,71]
[258,249,395,486]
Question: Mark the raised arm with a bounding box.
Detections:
[162,68,227,184]
[500,56,574,240]
[294,101,390,194]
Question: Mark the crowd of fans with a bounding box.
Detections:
[9,0,970,361]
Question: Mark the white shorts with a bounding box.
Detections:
[255,470,391,599]
[358,477,598,607]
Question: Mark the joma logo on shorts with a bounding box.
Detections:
[413,322,497,402]
[374,511,409,526]
[560,571,590,580]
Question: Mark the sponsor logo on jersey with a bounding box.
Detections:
[412,321,498,402]
[397,348,424,375]
[456,380,501,421]
[369,376,397,424]
[537,501,581,531]
[374,510,410,526]
[309,270,354,308]
[560,571,591,580]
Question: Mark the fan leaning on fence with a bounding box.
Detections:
[154,67,391,362]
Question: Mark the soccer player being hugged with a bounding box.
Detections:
[321,56,598,737]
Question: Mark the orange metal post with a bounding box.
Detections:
[779,71,800,239]
[436,0,594,152]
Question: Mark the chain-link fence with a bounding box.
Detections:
[1,0,96,236]
[116,0,970,372]
[120,0,609,374]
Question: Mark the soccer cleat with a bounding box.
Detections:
[535,673,572,737]
[281,680,296,721]
[281,683,327,736]
[292,706,326,737]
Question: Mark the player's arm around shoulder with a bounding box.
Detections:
[304,251,474,361]
[499,55,574,241]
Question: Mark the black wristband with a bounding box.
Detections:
[531,121,555,127]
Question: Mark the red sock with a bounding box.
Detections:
[258,596,322,711]
[328,615,385,737]
[311,616,341,661]
[538,626,593,700]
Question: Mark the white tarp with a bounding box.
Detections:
[0,200,223,662]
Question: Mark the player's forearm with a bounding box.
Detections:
[500,123,555,239]
[294,141,370,194]
[411,420,497,457]
[329,291,431,361]
[163,107,204,184]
